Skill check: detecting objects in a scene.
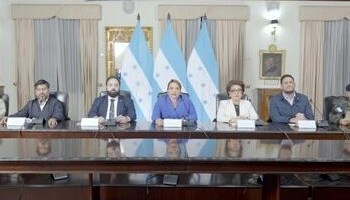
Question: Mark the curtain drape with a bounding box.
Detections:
[300,6,350,120]
[34,18,61,90]
[34,18,84,120]
[80,20,98,115]
[300,21,324,120]
[213,20,245,91]
[14,19,35,109]
[12,5,100,118]
[324,19,350,97]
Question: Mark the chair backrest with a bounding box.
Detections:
[100,90,131,99]
[50,91,69,120]
[0,93,9,116]
[214,92,250,122]
[215,92,250,115]
[157,92,189,98]
[323,96,346,121]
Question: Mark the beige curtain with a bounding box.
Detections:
[12,4,101,114]
[299,6,350,120]
[80,20,98,115]
[171,20,187,53]
[12,4,101,20]
[15,19,35,109]
[300,21,324,120]
[215,20,245,92]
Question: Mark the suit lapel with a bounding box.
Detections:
[117,96,124,115]
[101,96,109,117]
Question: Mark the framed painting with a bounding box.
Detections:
[105,26,153,78]
[259,44,286,80]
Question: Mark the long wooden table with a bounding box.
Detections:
[0,121,349,200]
[0,121,349,139]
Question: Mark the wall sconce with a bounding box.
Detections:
[270,19,279,43]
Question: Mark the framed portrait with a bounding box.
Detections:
[105,26,153,78]
[259,45,286,80]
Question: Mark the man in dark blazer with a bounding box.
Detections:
[269,74,314,123]
[0,79,64,126]
[88,76,136,124]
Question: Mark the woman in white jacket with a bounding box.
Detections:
[217,80,258,123]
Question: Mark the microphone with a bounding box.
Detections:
[309,99,329,128]
[31,117,44,125]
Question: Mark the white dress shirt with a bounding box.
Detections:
[39,99,48,111]
[106,96,119,119]
[282,92,296,106]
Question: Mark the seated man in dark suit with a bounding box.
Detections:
[88,76,136,124]
[0,79,64,126]
[269,74,314,123]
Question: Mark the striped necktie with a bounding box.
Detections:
[109,99,115,119]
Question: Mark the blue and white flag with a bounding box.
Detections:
[121,20,153,122]
[187,19,219,122]
[154,19,187,93]
[120,139,154,157]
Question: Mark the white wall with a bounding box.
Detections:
[1,0,350,113]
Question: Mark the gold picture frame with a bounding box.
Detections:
[105,26,153,78]
[259,44,286,80]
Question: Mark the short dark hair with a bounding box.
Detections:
[346,83,350,92]
[106,140,120,149]
[226,80,245,95]
[106,76,120,85]
[224,139,242,158]
[167,79,182,90]
[34,79,50,89]
[280,74,294,84]
[36,139,51,157]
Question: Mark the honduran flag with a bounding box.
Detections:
[187,18,219,122]
[121,17,154,122]
[154,16,187,93]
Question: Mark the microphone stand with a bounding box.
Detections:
[309,99,329,127]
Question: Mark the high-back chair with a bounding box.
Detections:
[157,92,189,98]
[99,90,131,99]
[215,92,250,114]
[0,93,9,116]
[323,96,347,121]
[50,91,69,120]
[214,92,250,122]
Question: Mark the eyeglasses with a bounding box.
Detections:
[229,89,242,93]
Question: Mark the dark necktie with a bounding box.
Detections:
[109,99,115,120]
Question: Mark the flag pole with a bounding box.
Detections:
[167,13,171,21]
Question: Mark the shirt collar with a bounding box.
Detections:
[38,98,48,105]
[108,95,119,101]
[282,91,296,101]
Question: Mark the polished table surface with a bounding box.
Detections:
[0,121,349,139]
[0,138,348,173]
[0,121,349,173]
[0,121,350,200]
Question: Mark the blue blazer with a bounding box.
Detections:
[151,94,197,122]
[88,95,136,121]
[269,92,314,123]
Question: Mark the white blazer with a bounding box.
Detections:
[216,99,258,122]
